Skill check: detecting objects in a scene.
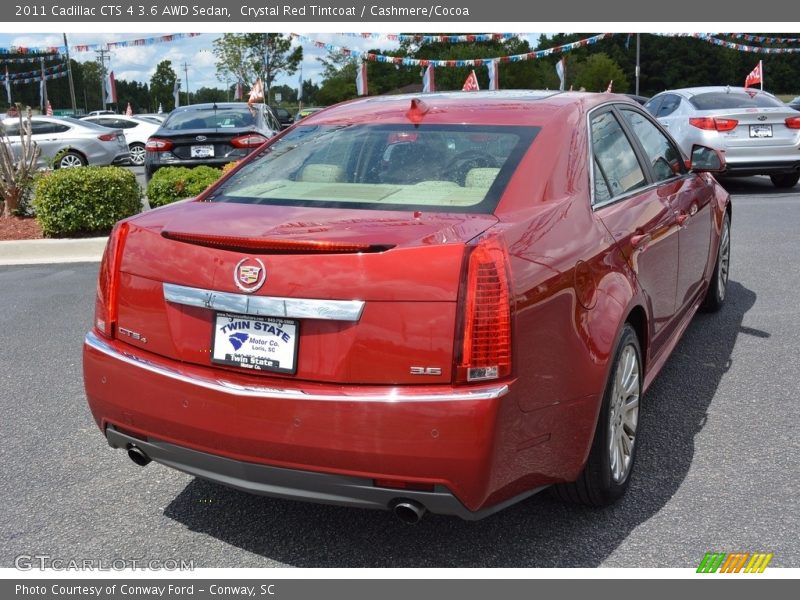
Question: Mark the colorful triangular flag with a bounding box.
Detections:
[462,70,479,92]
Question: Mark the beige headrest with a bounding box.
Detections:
[299,163,344,183]
[464,168,500,188]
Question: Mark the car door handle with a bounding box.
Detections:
[631,233,651,248]
[674,213,690,226]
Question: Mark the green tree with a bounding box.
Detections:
[193,87,228,103]
[213,34,302,104]
[271,84,297,104]
[574,53,629,93]
[316,51,360,105]
[300,79,320,106]
[150,60,178,111]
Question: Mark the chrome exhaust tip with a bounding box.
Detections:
[392,500,426,524]
[127,445,151,467]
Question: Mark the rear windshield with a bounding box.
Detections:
[163,106,257,130]
[208,123,537,214]
[689,91,784,110]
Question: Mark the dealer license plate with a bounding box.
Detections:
[190,144,214,158]
[211,312,298,374]
[750,125,772,138]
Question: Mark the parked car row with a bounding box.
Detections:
[0,103,293,173]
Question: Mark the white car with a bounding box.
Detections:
[81,115,160,166]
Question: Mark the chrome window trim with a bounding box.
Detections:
[163,282,365,322]
[85,331,508,403]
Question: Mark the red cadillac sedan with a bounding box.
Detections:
[83,91,731,523]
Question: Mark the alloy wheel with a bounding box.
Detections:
[608,344,640,483]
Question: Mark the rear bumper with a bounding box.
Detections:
[83,331,528,518]
[110,152,132,166]
[722,159,800,176]
[145,150,253,173]
[105,426,543,520]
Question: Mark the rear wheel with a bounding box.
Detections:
[770,173,799,188]
[701,212,731,312]
[553,324,642,507]
[56,151,86,169]
[129,142,146,166]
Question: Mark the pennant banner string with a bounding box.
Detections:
[1,62,68,81]
[335,33,521,44]
[1,70,69,85]
[291,33,613,67]
[0,54,60,64]
[0,33,202,56]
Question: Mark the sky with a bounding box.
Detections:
[0,32,542,97]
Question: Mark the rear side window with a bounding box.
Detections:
[655,94,681,117]
[590,111,647,204]
[30,121,55,135]
[690,91,784,110]
[209,124,538,214]
[643,96,663,116]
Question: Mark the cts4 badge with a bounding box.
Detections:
[234,258,267,293]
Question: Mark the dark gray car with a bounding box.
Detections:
[144,103,280,181]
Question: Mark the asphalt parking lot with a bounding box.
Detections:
[0,176,798,568]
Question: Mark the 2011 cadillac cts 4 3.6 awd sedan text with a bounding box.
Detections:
[83,91,732,523]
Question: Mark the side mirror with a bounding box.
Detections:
[689,144,726,173]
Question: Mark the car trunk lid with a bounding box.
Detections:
[113,202,498,384]
[700,107,800,148]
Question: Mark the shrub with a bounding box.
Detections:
[221,160,240,176]
[146,166,223,208]
[33,166,142,237]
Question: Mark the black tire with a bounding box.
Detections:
[129,142,146,166]
[55,150,86,169]
[701,212,731,313]
[553,324,642,507]
[770,173,799,188]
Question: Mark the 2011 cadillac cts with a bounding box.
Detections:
[83,91,731,523]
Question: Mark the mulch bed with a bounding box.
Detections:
[0,215,43,241]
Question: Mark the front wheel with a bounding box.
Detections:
[553,324,642,507]
[701,212,731,312]
[770,173,799,188]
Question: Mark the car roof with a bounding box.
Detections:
[302,90,633,126]
[654,86,778,98]
[171,102,259,111]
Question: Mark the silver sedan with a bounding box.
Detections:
[645,86,800,188]
[1,116,130,169]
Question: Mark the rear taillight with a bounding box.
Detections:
[456,237,512,383]
[94,222,129,338]
[230,133,268,148]
[689,117,738,132]
[145,138,174,152]
[97,133,117,142]
[785,116,800,129]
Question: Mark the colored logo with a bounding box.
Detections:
[697,552,773,573]
[228,332,249,351]
[234,258,267,293]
